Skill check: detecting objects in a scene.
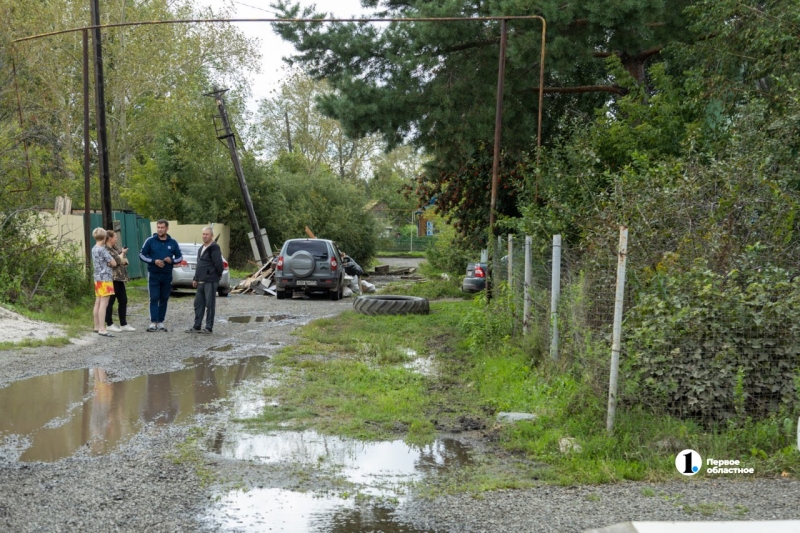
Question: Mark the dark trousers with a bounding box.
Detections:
[193,281,218,331]
[105,280,128,326]
[148,272,172,323]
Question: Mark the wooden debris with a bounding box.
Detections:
[230,262,277,296]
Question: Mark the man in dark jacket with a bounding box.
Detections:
[139,219,183,332]
[186,226,224,334]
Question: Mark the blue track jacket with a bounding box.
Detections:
[139,233,183,275]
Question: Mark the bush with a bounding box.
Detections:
[0,210,91,308]
[425,215,475,274]
[623,256,800,422]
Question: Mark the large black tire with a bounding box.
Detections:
[276,290,287,300]
[353,295,430,316]
[217,287,230,297]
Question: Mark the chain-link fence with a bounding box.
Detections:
[491,230,800,428]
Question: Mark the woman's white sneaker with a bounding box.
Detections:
[107,324,122,332]
[120,325,136,332]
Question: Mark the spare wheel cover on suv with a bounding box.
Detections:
[290,250,315,277]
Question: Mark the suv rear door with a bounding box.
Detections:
[284,240,332,279]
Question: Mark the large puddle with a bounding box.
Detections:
[205,430,470,532]
[0,356,270,462]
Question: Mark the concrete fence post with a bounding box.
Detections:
[550,234,562,361]
[523,236,532,335]
[606,226,629,434]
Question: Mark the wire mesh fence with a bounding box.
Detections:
[491,230,799,427]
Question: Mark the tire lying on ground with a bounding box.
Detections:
[353,295,430,316]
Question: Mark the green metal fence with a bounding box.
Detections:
[378,236,438,253]
[89,211,151,279]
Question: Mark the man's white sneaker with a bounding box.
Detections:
[107,324,122,332]
[120,324,136,332]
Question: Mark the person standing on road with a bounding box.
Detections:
[91,227,117,338]
[104,230,135,332]
[139,219,183,332]
[186,226,223,335]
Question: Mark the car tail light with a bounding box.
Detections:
[179,260,188,267]
[277,256,284,271]
[474,265,485,278]
[330,257,338,271]
[223,260,229,270]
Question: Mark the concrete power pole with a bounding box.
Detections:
[207,88,270,264]
[90,0,112,230]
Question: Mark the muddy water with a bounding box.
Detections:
[227,314,298,324]
[0,356,270,462]
[206,430,471,532]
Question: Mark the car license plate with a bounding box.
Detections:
[296,280,316,286]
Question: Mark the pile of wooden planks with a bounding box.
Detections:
[231,262,276,296]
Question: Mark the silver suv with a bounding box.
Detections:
[275,239,346,300]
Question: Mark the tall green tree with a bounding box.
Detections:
[1,0,259,210]
[254,72,382,179]
[271,0,694,242]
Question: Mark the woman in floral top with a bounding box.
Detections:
[104,230,135,332]
[91,227,117,337]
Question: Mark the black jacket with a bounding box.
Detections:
[193,242,224,283]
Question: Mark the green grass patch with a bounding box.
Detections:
[242,296,800,490]
[250,302,476,444]
[375,251,427,258]
[380,276,471,300]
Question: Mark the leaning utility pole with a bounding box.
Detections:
[207,88,270,264]
[90,0,112,230]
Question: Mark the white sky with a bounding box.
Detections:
[197,0,371,110]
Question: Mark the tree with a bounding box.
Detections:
[270,0,695,243]
[1,0,259,210]
[254,72,382,180]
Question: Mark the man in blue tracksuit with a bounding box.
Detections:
[139,219,183,332]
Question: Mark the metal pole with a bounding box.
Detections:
[410,211,413,252]
[82,30,92,277]
[550,234,561,360]
[507,234,513,287]
[536,18,547,166]
[209,89,269,264]
[487,18,508,300]
[90,0,112,230]
[606,226,629,434]
[523,235,532,335]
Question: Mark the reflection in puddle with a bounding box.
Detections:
[0,357,270,463]
[215,430,470,489]
[208,487,431,533]
[226,314,297,324]
[207,344,234,352]
[404,357,436,376]
[206,430,469,532]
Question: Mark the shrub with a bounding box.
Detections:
[623,257,800,422]
[0,210,91,308]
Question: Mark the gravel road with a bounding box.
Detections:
[0,289,348,532]
[1,281,799,532]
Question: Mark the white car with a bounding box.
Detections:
[171,243,231,297]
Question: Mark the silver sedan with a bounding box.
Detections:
[171,243,231,297]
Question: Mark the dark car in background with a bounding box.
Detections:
[462,262,487,293]
[274,238,347,300]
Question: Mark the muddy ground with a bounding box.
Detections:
[1,263,799,532]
